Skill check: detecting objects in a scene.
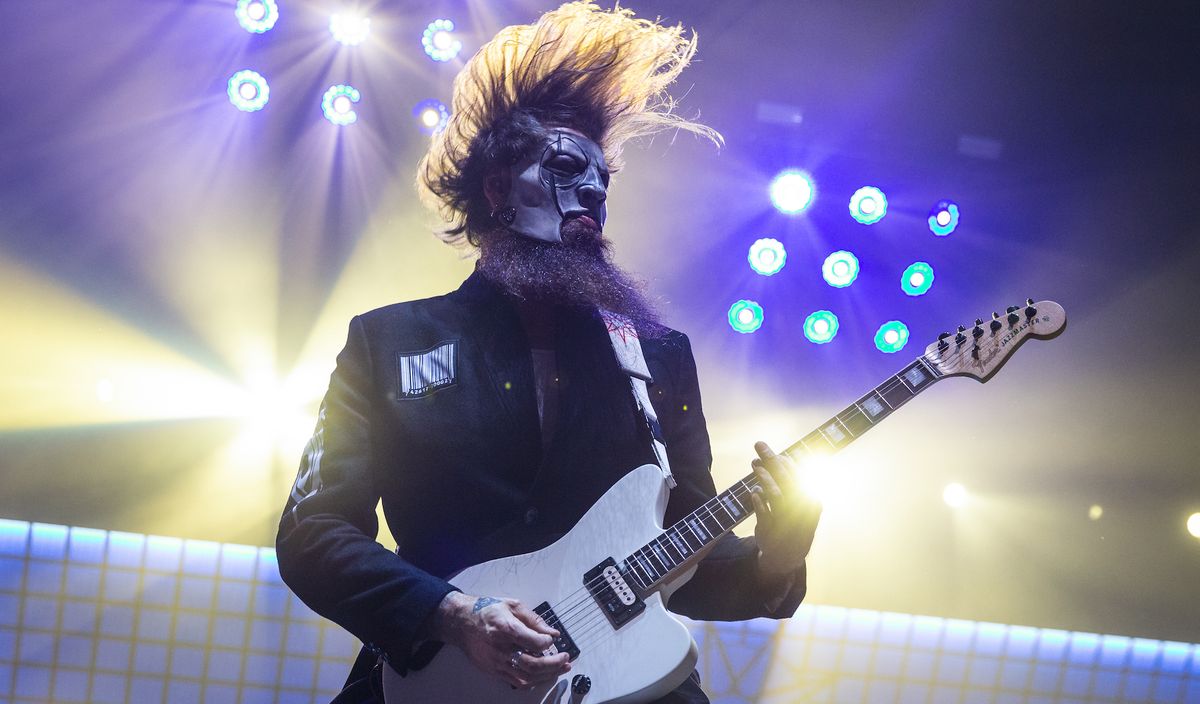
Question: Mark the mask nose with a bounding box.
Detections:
[577,181,607,211]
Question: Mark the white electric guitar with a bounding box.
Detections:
[383,300,1067,703]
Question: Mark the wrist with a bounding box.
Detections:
[428,590,472,645]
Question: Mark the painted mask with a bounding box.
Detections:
[501,127,609,243]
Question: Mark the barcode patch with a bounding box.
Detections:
[397,341,458,398]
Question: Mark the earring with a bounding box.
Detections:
[492,206,516,225]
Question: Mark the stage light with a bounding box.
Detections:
[822,250,859,288]
[943,482,968,507]
[330,13,371,46]
[748,238,787,276]
[227,70,270,112]
[423,19,463,62]
[803,310,839,344]
[235,0,279,33]
[322,85,360,126]
[1089,504,1104,521]
[1187,512,1200,539]
[413,99,450,135]
[901,261,935,296]
[849,186,888,225]
[874,320,910,353]
[728,300,764,334]
[929,200,960,236]
[769,169,815,214]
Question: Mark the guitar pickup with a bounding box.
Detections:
[534,601,580,661]
[584,557,646,630]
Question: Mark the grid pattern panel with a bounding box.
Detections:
[692,608,1200,704]
[0,519,357,704]
[1,518,1197,704]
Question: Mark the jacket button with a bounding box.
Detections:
[523,507,539,525]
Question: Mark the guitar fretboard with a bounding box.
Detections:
[621,355,942,590]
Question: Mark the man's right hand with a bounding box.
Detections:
[428,591,572,689]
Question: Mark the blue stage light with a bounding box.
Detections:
[413,99,450,135]
[803,310,839,344]
[322,85,360,126]
[928,200,960,236]
[747,238,787,276]
[901,261,935,296]
[874,321,910,353]
[423,19,463,62]
[330,13,371,46]
[728,300,764,334]
[227,70,269,112]
[235,0,279,33]
[822,250,860,288]
[769,169,815,214]
[849,186,888,225]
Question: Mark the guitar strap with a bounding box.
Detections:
[601,311,676,489]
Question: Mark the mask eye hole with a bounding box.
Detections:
[544,154,583,177]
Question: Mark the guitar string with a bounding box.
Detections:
[531,342,995,652]
[535,356,948,647]
[560,479,778,647]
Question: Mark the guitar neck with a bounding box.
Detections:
[621,354,944,591]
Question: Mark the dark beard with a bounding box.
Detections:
[476,220,668,338]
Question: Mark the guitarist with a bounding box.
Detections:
[276,3,823,702]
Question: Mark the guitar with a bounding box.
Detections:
[383,300,1067,703]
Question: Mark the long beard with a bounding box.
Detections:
[476,220,667,337]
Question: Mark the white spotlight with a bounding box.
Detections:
[330,13,371,46]
[943,482,968,508]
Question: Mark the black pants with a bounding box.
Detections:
[331,649,708,703]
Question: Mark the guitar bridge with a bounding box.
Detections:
[534,602,580,661]
[584,557,646,630]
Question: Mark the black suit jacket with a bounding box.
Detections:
[276,270,806,680]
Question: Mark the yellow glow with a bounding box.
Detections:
[0,259,244,429]
[1187,512,1200,539]
[1088,504,1103,521]
[943,482,968,508]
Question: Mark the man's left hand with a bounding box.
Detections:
[749,440,823,577]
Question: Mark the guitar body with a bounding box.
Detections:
[382,464,700,704]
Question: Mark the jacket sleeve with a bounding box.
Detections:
[657,332,807,621]
[275,315,457,671]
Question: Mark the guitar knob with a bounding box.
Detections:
[1025,303,1037,318]
[989,318,1002,332]
[972,324,984,339]
[955,331,966,345]
[572,674,592,694]
[1007,311,1020,325]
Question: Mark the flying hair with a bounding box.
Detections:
[417,1,722,246]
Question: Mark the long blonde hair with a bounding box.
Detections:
[418,1,721,245]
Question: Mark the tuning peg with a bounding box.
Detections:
[972,325,984,339]
[936,332,950,354]
[989,315,1002,332]
[1025,299,1037,318]
[955,328,967,345]
[1026,298,1035,305]
[1006,305,1019,314]
[1007,308,1020,325]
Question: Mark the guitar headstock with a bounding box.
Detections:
[924,299,1066,381]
